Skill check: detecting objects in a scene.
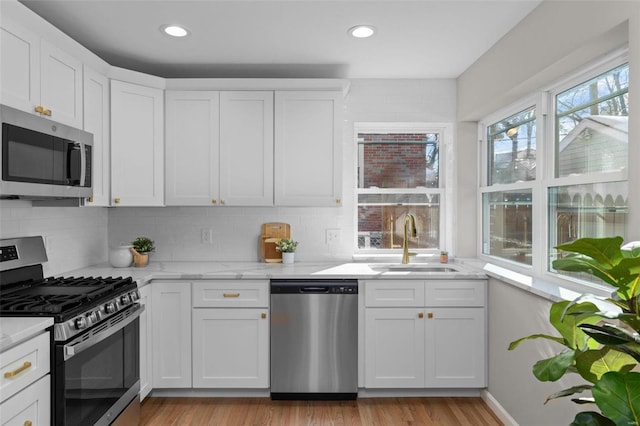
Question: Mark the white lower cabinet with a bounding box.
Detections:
[139,285,152,400]
[192,281,270,389]
[152,281,191,388]
[0,375,50,426]
[364,280,487,389]
[192,308,269,388]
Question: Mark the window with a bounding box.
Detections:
[481,105,537,265]
[355,125,448,253]
[480,54,629,288]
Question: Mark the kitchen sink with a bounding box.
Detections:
[368,264,462,273]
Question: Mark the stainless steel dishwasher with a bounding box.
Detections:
[270,279,358,400]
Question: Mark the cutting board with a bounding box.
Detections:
[260,222,291,263]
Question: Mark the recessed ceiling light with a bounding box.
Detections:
[348,25,375,38]
[161,25,190,38]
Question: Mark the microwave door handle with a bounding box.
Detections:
[63,304,144,361]
[79,143,86,186]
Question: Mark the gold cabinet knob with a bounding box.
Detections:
[34,105,44,114]
[43,109,51,116]
[418,312,424,319]
[24,421,33,426]
[86,196,94,203]
[211,199,217,204]
[427,312,433,319]
[220,199,226,205]
[336,199,341,205]
[114,197,121,204]
[261,313,267,319]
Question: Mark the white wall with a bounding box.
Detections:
[107,79,458,262]
[0,202,108,276]
[455,2,640,425]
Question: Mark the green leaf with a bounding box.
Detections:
[508,333,565,351]
[555,237,624,267]
[572,398,597,405]
[592,371,640,426]
[579,324,640,346]
[575,347,636,383]
[553,256,618,287]
[570,412,616,426]
[551,301,600,350]
[533,350,575,382]
[545,384,592,404]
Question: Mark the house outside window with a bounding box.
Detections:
[480,54,629,289]
[355,124,450,254]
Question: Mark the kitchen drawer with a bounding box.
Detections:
[0,374,50,426]
[364,280,425,307]
[0,332,50,402]
[424,280,486,307]
[193,280,269,308]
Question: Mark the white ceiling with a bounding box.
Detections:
[19,0,542,79]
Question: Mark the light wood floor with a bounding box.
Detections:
[140,397,503,426]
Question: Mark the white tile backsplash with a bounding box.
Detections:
[0,202,108,276]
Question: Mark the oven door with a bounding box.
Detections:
[55,304,143,426]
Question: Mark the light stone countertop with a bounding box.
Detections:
[61,259,488,287]
[0,317,53,352]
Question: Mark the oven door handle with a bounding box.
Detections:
[63,303,144,361]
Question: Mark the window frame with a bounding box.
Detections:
[354,122,454,256]
[478,50,629,295]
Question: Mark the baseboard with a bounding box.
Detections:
[481,389,519,426]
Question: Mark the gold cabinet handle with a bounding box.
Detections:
[43,109,52,116]
[114,197,121,204]
[427,312,433,319]
[261,313,267,319]
[24,421,32,426]
[4,361,32,378]
[211,199,217,204]
[223,293,240,298]
[336,199,341,205]
[418,312,424,319]
[220,199,226,205]
[34,105,44,114]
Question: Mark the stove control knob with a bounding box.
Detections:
[130,290,140,301]
[120,294,131,305]
[105,302,116,314]
[75,316,87,330]
[87,311,98,324]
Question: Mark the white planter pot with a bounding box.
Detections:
[282,252,295,264]
[109,245,133,267]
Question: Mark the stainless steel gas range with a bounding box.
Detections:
[0,236,143,426]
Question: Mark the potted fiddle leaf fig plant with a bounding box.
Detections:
[276,238,298,264]
[130,236,155,267]
[509,236,640,426]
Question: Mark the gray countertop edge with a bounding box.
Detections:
[0,317,53,352]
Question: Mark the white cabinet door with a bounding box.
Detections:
[0,375,50,426]
[192,308,269,388]
[111,80,164,206]
[0,19,40,113]
[364,308,425,388]
[274,91,342,206]
[152,281,191,388]
[165,91,220,206]
[82,66,110,207]
[219,91,273,206]
[0,20,82,128]
[424,308,486,388]
[39,39,83,128]
[138,285,152,400]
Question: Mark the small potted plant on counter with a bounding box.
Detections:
[276,238,298,264]
[440,250,449,263]
[130,236,155,267]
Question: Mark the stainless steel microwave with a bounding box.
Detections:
[1,104,93,200]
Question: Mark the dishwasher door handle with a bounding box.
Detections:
[300,286,329,293]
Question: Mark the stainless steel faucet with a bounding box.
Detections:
[402,213,417,264]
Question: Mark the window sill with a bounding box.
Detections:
[458,258,614,303]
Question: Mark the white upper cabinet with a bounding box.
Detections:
[274,91,342,206]
[82,66,110,206]
[1,19,83,128]
[165,90,273,206]
[165,91,220,206]
[110,80,164,206]
[219,91,274,206]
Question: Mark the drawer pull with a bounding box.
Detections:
[223,293,240,298]
[24,421,33,426]
[418,312,424,319]
[261,313,267,319]
[428,312,433,319]
[4,361,32,378]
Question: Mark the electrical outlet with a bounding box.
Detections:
[201,228,213,244]
[326,229,341,244]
